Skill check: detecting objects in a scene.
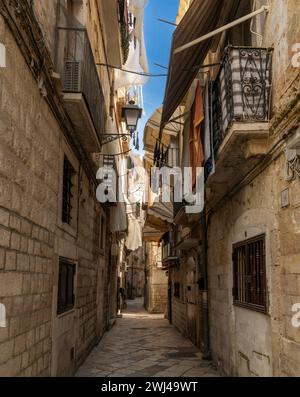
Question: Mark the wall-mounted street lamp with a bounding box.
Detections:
[101,101,142,150]
[121,101,143,134]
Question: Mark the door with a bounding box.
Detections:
[96,259,105,340]
[168,278,172,324]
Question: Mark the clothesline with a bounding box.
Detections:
[97,62,221,78]
[97,63,167,77]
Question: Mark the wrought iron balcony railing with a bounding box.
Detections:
[212,46,273,152]
[56,27,106,141]
[118,0,130,63]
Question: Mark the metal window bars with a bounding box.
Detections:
[232,234,267,313]
[62,156,75,225]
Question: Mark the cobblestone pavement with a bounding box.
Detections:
[76,298,220,377]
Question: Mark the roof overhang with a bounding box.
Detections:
[143,106,183,157]
[160,0,241,127]
[162,257,180,270]
[174,237,199,251]
[143,202,173,242]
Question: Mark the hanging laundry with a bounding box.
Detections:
[204,82,215,180]
[189,82,205,189]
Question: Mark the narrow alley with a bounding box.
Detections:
[1,0,300,382]
[76,299,219,378]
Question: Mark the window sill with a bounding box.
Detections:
[233,301,268,315]
[58,221,77,239]
[57,308,75,319]
[173,297,184,303]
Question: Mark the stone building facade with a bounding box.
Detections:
[142,121,169,315]
[206,0,300,377]
[144,242,168,314]
[125,247,145,300]
[0,0,131,377]
[145,0,300,377]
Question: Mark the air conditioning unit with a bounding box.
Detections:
[63,61,82,92]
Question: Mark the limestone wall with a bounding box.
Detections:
[0,8,110,376]
[205,0,300,377]
[175,0,193,25]
[0,14,57,375]
[144,242,168,314]
[207,152,300,376]
[262,0,300,115]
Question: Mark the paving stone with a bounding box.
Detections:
[76,298,220,378]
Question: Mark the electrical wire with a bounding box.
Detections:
[97,148,132,156]
[96,63,167,77]
[97,62,221,78]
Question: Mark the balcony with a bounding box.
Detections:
[173,200,201,226]
[173,231,199,251]
[206,46,273,207]
[118,0,130,64]
[97,0,122,67]
[56,27,106,153]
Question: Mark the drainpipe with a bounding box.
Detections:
[54,0,61,69]
[200,208,210,360]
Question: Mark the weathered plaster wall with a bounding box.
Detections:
[206,0,300,377]
[262,0,300,113]
[208,152,300,376]
[169,251,203,348]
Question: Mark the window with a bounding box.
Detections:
[57,258,76,315]
[232,235,267,313]
[62,155,75,224]
[67,0,84,25]
[226,1,253,47]
[174,282,180,299]
[99,214,106,252]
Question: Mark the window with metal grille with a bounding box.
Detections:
[99,213,106,252]
[62,156,75,224]
[57,258,76,315]
[232,235,267,313]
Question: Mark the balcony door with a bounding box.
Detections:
[226,0,253,47]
